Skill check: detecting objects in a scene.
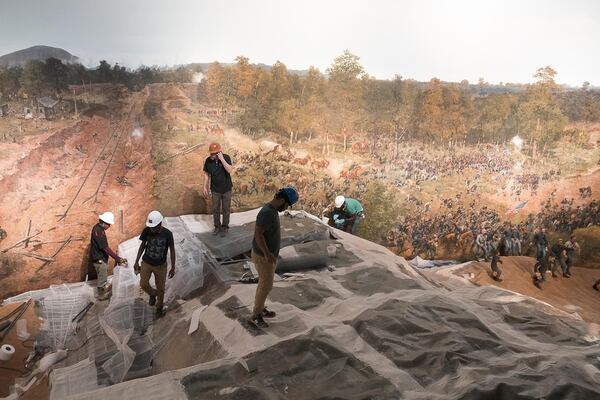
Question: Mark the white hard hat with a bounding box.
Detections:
[146,210,163,227]
[99,212,115,225]
[335,195,345,208]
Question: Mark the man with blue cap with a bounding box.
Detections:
[249,186,299,328]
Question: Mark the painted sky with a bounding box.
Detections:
[1,0,598,86]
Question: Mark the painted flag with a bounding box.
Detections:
[505,200,528,215]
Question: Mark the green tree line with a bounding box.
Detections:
[0,58,193,100]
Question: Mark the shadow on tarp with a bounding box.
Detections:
[180,329,400,400]
[348,296,600,399]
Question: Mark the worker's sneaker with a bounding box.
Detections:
[249,314,269,328]
[220,227,229,237]
[149,295,156,306]
[212,227,220,235]
[262,308,276,318]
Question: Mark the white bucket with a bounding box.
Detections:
[327,245,337,258]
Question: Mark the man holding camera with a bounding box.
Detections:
[203,142,234,237]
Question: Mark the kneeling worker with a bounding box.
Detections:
[134,211,176,317]
[334,195,365,235]
[250,187,299,328]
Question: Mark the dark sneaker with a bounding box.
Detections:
[262,308,276,318]
[156,307,166,318]
[149,295,156,306]
[249,314,269,328]
[220,227,229,237]
[212,227,220,235]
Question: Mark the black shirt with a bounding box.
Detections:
[203,154,233,194]
[252,203,280,258]
[551,243,565,259]
[90,223,109,263]
[140,227,174,266]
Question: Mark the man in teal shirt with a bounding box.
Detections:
[334,195,365,235]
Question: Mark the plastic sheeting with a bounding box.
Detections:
[99,298,154,384]
[116,216,206,305]
[38,284,95,350]
[50,358,100,399]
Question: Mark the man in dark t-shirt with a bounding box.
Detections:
[203,142,234,237]
[250,187,299,328]
[134,210,176,317]
[90,211,127,300]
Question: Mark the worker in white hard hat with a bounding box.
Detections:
[90,212,127,300]
[134,210,176,317]
[333,195,365,235]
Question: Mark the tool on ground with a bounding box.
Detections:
[0,320,11,333]
[0,299,32,342]
[72,302,94,324]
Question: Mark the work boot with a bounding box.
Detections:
[249,314,269,328]
[262,308,276,318]
[220,226,229,237]
[149,295,156,306]
[212,226,220,235]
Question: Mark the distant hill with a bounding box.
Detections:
[0,45,79,67]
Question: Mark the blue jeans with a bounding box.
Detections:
[535,244,546,260]
[504,239,512,255]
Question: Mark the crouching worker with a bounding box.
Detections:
[334,195,365,235]
[134,211,176,318]
[490,249,503,282]
[90,212,127,300]
[249,187,299,328]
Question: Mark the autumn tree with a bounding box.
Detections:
[326,50,365,152]
[517,66,566,145]
[416,78,444,141]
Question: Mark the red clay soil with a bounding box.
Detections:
[483,167,600,215]
[458,256,600,324]
[0,88,155,299]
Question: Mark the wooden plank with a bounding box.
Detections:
[23,220,32,248]
[1,231,42,253]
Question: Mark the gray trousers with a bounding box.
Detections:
[93,261,108,289]
[212,191,232,228]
